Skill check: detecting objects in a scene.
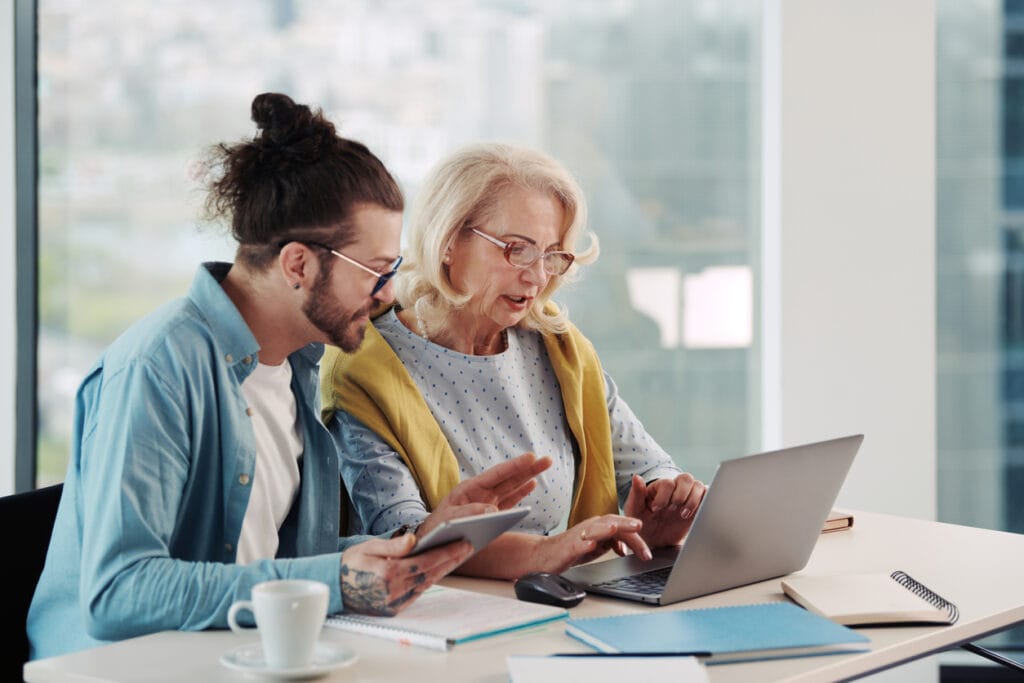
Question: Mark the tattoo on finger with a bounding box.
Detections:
[388,587,419,611]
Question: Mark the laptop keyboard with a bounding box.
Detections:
[591,566,673,594]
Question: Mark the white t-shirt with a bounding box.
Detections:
[236,360,303,565]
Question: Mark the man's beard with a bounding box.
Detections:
[303,270,370,352]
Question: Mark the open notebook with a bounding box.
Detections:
[325,585,567,650]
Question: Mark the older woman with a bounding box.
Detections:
[321,142,705,579]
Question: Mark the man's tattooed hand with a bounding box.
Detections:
[337,533,473,616]
[339,563,420,616]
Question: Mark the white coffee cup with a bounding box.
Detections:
[228,579,330,669]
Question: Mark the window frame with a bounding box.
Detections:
[14,0,38,493]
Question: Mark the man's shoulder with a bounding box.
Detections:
[101,297,217,373]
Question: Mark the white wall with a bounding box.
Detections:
[764,0,937,520]
[1,3,16,496]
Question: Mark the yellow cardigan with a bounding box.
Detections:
[320,311,618,527]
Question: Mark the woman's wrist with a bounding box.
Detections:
[532,531,570,572]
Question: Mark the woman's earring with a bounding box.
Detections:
[293,282,301,290]
[443,251,452,264]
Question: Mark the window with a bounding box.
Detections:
[34,0,763,485]
[937,0,1023,650]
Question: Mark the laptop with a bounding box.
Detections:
[561,434,863,606]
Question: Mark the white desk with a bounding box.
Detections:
[23,511,1024,683]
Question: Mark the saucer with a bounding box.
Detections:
[220,641,358,679]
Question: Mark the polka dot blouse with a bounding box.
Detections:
[335,308,681,536]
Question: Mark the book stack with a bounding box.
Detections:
[822,509,854,533]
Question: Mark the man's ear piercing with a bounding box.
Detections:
[293,282,301,290]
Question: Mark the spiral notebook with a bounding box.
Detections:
[325,585,568,651]
[781,570,959,625]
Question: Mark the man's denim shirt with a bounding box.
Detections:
[27,262,370,659]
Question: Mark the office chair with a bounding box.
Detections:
[1,483,63,683]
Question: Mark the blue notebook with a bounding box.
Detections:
[565,602,869,664]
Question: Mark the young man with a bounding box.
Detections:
[27,93,549,659]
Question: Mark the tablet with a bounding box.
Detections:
[409,507,530,556]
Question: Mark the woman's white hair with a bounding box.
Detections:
[394,142,598,336]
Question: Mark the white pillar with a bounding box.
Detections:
[763,0,937,520]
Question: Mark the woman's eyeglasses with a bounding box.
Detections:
[470,228,575,276]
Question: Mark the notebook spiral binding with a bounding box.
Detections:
[890,570,959,624]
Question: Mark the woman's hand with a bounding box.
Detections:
[623,473,706,549]
[537,514,652,574]
[417,452,552,538]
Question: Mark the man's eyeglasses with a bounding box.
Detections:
[470,228,575,276]
[289,241,402,295]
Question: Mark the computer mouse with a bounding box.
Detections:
[513,571,586,608]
